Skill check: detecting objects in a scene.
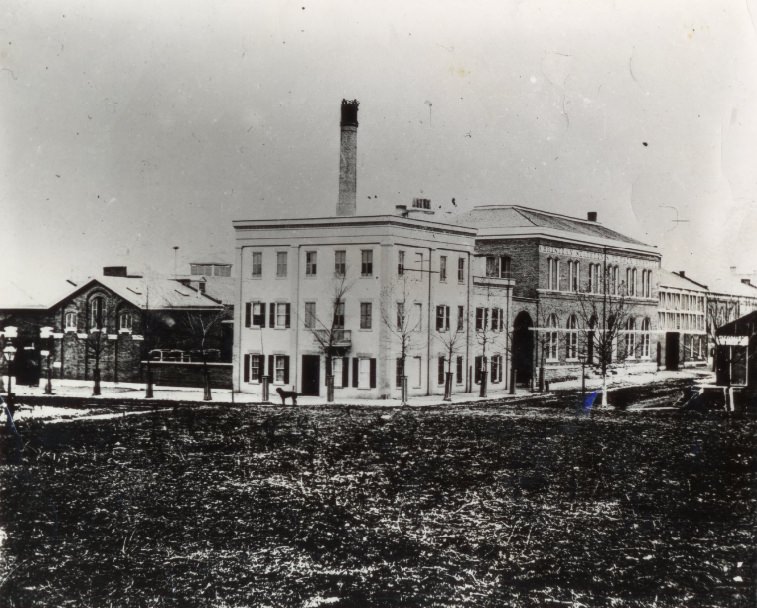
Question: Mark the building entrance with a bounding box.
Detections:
[512,311,534,387]
[301,355,320,396]
[665,332,680,371]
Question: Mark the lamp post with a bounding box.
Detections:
[40,326,54,394]
[3,344,17,414]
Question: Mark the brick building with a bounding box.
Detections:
[454,206,661,386]
[0,267,227,385]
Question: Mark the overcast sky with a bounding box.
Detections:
[2,0,756,288]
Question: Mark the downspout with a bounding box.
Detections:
[236,245,246,392]
[426,246,433,395]
[466,250,471,392]
[505,281,510,391]
[293,244,302,391]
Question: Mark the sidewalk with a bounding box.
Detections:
[4,367,712,411]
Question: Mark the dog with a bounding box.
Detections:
[275,387,298,406]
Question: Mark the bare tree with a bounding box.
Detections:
[380,274,421,404]
[84,324,111,397]
[574,271,632,406]
[434,319,465,401]
[472,286,507,397]
[177,306,231,401]
[307,273,353,402]
[707,299,744,388]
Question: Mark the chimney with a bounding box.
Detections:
[336,99,359,216]
[587,211,598,222]
[103,266,128,277]
[742,278,752,286]
[679,270,685,278]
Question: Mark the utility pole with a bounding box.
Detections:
[173,246,179,278]
[601,247,608,407]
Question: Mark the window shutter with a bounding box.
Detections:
[396,358,403,387]
[283,356,290,385]
[474,356,482,384]
[438,357,445,385]
[490,357,496,381]
[260,303,266,328]
[245,303,251,328]
[369,358,376,388]
[352,358,359,388]
[244,354,250,382]
[269,304,275,328]
[285,303,291,328]
[267,355,274,381]
[342,357,349,387]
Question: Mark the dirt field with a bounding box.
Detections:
[1,401,754,607]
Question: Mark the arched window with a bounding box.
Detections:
[546,314,559,361]
[90,296,106,329]
[64,310,78,331]
[566,314,578,359]
[640,318,651,358]
[625,318,636,359]
[119,311,133,332]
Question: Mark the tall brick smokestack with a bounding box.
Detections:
[337,99,359,216]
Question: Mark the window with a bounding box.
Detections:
[474,355,485,384]
[275,303,291,328]
[252,252,262,278]
[333,301,345,329]
[414,252,423,271]
[411,356,422,388]
[334,250,346,277]
[455,356,463,384]
[642,269,652,298]
[640,318,651,358]
[546,314,559,361]
[251,302,266,327]
[626,268,638,296]
[249,355,263,383]
[457,306,465,331]
[398,251,405,276]
[305,251,317,276]
[361,250,373,276]
[491,355,502,383]
[438,356,446,385]
[548,258,560,290]
[276,252,287,278]
[439,256,447,282]
[588,263,600,293]
[436,305,450,331]
[486,256,511,279]
[475,307,488,331]
[90,296,105,329]
[119,311,132,332]
[332,357,343,388]
[491,308,504,332]
[304,302,316,329]
[396,358,404,388]
[358,358,371,389]
[568,261,580,292]
[396,302,405,330]
[458,257,465,283]
[566,314,578,359]
[414,303,423,331]
[65,310,77,330]
[360,302,372,329]
[610,266,619,295]
[625,318,636,358]
[274,355,289,384]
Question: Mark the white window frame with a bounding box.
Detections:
[334,250,346,277]
[305,251,317,277]
[274,355,287,384]
[332,357,343,388]
[360,249,373,277]
[251,251,263,278]
[119,311,133,333]
[439,255,447,282]
[546,314,559,361]
[275,303,288,329]
[276,251,287,278]
[457,257,465,283]
[360,302,373,330]
[358,357,371,389]
[65,310,78,331]
[566,315,578,360]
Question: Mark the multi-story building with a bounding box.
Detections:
[232,208,515,398]
[657,269,708,369]
[454,206,661,386]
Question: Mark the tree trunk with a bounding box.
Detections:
[93,367,101,396]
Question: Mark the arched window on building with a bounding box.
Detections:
[625,318,637,359]
[119,311,133,332]
[64,310,78,331]
[546,314,559,361]
[90,296,106,330]
[566,314,578,360]
[640,318,651,358]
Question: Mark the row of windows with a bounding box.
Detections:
[244,354,378,389]
[64,305,133,332]
[658,312,705,331]
[251,249,374,279]
[658,292,706,312]
[546,259,653,297]
[542,314,652,361]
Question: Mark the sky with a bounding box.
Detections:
[1,0,756,289]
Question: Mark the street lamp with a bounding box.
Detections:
[40,326,54,394]
[3,344,17,414]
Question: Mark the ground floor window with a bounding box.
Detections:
[546,314,559,361]
[491,354,502,383]
[411,356,422,388]
[456,356,463,384]
[243,354,265,383]
[332,357,343,388]
[274,355,289,384]
[438,356,446,385]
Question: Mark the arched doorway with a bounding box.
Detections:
[512,311,534,387]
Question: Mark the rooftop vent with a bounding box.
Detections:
[103,266,128,277]
[679,270,686,278]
